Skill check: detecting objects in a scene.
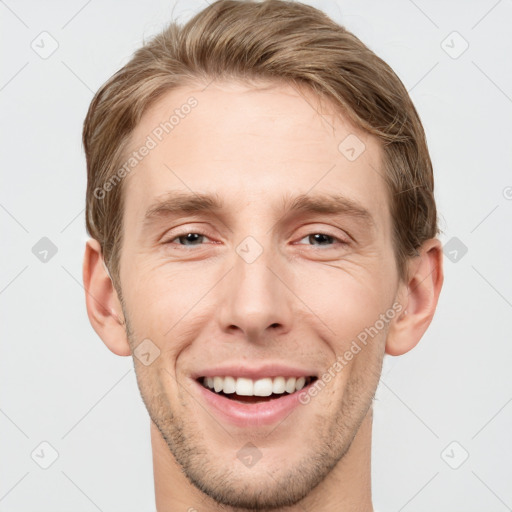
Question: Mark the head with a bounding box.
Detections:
[82,0,443,509]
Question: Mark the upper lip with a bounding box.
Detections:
[191,363,318,380]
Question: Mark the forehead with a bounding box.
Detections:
[121,79,389,232]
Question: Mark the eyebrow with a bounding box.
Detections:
[142,190,375,231]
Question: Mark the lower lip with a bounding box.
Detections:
[192,378,314,428]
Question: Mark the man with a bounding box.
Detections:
[82,1,443,510]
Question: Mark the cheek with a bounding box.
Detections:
[121,262,212,352]
[292,261,394,345]
[121,240,397,360]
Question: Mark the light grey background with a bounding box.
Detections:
[1,0,511,511]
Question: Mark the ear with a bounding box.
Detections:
[385,238,444,356]
[82,238,131,356]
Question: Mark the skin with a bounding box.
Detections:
[83,80,443,512]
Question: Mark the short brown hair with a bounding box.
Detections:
[83,0,439,291]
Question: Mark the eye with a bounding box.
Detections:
[164,232,212,247]
[295,233,348,247]
[162,230,349,249]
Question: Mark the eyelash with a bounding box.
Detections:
[163,230,349,249]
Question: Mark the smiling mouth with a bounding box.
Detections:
[197,375,318,403]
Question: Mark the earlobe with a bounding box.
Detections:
[82,238,132,357]
[385,238,444,356]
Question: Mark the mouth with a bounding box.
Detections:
[196,375,318,404]
[191,365,320,427]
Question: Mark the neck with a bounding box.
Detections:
[152,406,374,512]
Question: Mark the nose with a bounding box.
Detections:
[217,240,294,343]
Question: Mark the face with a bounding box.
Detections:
[117,80,402,509]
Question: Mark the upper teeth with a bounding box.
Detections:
[202,376,309,396]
